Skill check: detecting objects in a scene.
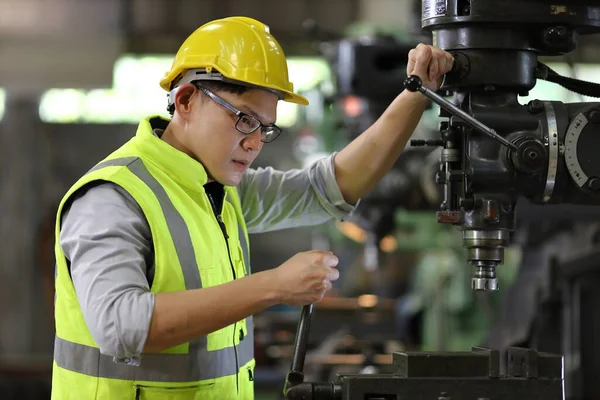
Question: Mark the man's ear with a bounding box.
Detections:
[174,84,198,119]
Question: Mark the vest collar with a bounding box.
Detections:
[133,116,210,192]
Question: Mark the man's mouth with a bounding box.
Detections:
[233,159,250,166]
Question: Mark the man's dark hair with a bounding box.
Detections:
[167,80,249,115]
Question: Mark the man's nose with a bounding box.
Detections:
[241,129,263,151]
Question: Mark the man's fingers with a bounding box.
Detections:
[324,254,339,268]
[407,48,417,75]
[407,44,455,84]
[429,56,439,82]
[437,53,447,78]
[315,279,332,292]
[414,49,432,81]
[326,267,340,281]
[310,250,339,268]
[434,48,453,75]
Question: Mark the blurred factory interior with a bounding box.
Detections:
[3,0,600,399]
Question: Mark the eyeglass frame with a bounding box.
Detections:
[194,84,282,143]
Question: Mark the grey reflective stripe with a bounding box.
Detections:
[89,157,202,291]
[56,156,254,382]
[238,225,251,275]
[88,157,202,290]
[54,336,240,382]
[238,316,254,367]
[127,159,202,291]
[86,156,138,174]
[235,186,251,276]
[55,319,255,381]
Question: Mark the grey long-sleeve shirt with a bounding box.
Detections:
[59,154,356,362]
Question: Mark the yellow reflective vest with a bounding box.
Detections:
[52,116,255,400]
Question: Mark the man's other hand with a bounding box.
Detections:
[407,43,454,92]
[273,250,340,306]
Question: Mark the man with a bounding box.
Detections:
[52,16,453,400]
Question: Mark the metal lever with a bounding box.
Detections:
[284,304,314,396]
[404,75,518,152]
[284,304,343,400]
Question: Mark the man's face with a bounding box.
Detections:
[182,87,279,186]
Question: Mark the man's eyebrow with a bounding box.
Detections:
[239,105,276,125]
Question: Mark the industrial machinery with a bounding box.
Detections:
[282,1,600,398]
[283,306,564,400]
[410,0,600,293]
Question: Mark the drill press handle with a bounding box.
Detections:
[404,75,517,152]
[283,304,341,400]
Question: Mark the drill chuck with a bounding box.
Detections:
[463,229,510,291]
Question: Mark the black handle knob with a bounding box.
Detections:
[404,75,423,92]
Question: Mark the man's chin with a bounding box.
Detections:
[218,173,243,187]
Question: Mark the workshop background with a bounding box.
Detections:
[2,0,600,399]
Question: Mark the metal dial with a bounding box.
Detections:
[543,102,559,202]
[564,113,589,188]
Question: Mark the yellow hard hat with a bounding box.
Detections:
[160,16,309,106]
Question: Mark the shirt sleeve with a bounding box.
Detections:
[238,152,359,234]
[59,182,155,365]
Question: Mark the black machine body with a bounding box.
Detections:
[412,0,600,292]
